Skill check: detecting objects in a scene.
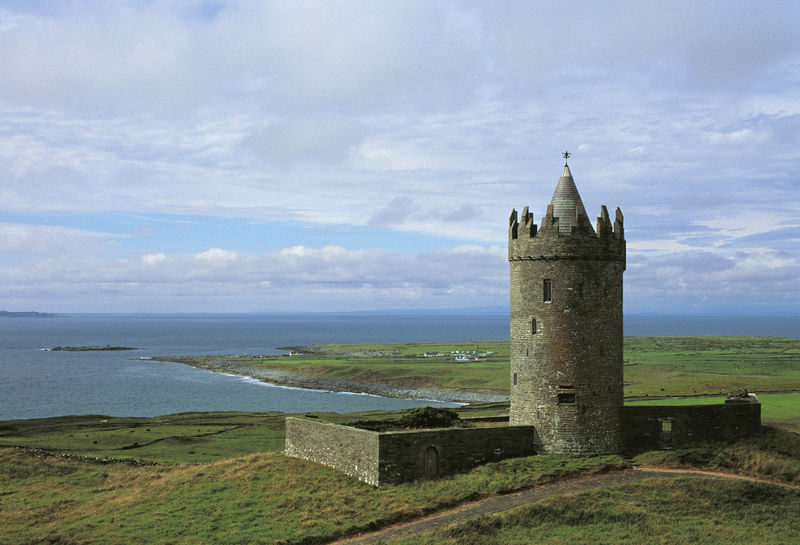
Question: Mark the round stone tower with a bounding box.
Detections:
[508,158,625,454]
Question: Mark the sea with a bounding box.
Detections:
[1,312,798,421]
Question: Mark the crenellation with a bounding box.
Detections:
[614,207,624,240]
[509,209,518,239]
[597,205,612,238]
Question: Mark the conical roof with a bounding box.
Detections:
[550,164,587,234]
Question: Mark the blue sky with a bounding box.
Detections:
[1,1,798,314]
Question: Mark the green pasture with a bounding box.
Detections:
[247,340,511,392]
[2,413,799,544]
[246,336,800,397]
[0,405,506,464]
[0,443,626,545]
[0,412,286,464]
[391,478,800,545]
[239,336,800,402]
[623,336,800,396]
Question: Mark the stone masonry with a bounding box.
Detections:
[285,417,536,486]
[508,162,626,454]
[623,395,762,451]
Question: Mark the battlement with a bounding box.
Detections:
[508,204,625,264]
[509,203,624,240]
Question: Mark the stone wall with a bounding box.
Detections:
[377,425,536,484]
[285,417,536,486]
[285,417,380,485]
[622,396,761,451]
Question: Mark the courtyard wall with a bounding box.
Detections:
[285,417,536,486]
[622,395,761,451]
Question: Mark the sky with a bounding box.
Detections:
[0,1,798,315]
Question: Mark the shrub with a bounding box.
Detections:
[398,407,461,429]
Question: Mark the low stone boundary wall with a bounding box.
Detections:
[285,417,536,486]
[623,395,761,451]
[377,425,536,484]
[285,417,380,485]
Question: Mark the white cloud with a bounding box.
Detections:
[0,2,799,313]
[0,243,508,312]
[141,253,167,266]
[0,223,120,256]
[195,248,239,263]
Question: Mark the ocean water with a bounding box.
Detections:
[1,313,797,420]
[0,312,507,420]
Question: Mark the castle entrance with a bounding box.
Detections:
[424,446,439,478]
[660,420,673,449]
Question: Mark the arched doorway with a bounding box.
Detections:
[424,446,439,478]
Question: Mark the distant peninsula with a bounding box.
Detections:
[1,310,61,318]
[49,345,139,352]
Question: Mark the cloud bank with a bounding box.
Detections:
[0,1,798,313]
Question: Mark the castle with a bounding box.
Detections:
[508,155,625,454]
[285,157,761,485]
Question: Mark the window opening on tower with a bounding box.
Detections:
[543,279,552,302]
[531,318,537,334]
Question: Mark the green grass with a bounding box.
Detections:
[192,336,800,398]
[391,478,800,545]
[255,341,511,392]
[0,447,627,545]
[623,336,800,397]
[635,425,800,484]
[0,405,511,465]
[2,407,798,544]
[0,412,288,464]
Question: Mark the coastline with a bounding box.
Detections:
[157,356,509,405]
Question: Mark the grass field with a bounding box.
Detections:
[2,336,799,544]
[623,336,800,397]
[2,415,798,544]
[253,339,511,392]
[0,441,626,544]
[391,478,800,545]
[229,336,800,398]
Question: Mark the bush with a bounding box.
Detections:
[398,407,461,429]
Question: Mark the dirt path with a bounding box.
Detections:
[330,467,799,545]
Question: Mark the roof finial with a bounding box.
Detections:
[562,150,571,165]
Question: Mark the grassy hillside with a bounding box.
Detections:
[0,441,625,544]
[2,416,798,544]
[2,336,799,544]
[391,478,800,545]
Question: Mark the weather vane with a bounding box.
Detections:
[562,150,571,165]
